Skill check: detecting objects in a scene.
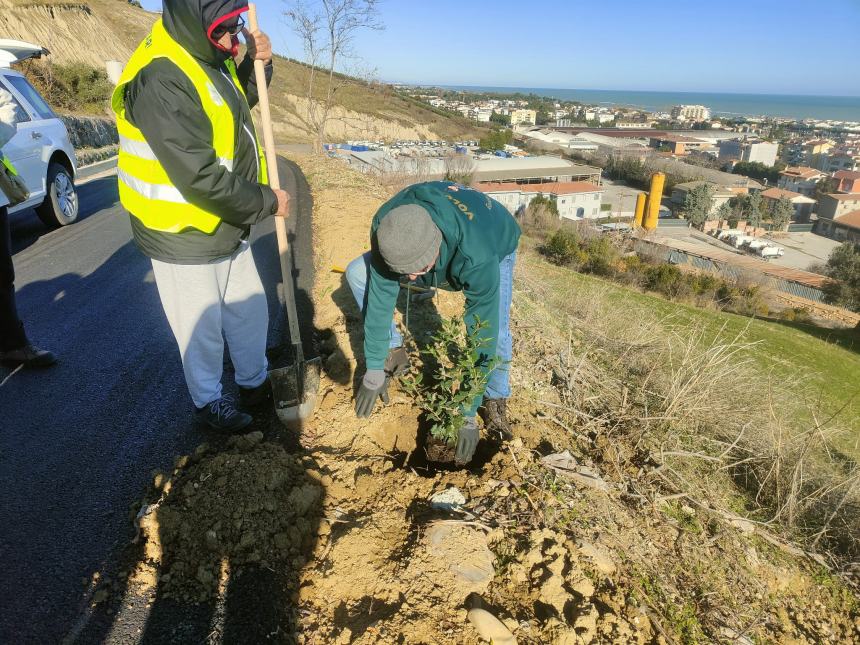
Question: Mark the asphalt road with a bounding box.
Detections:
[0,157,315,644]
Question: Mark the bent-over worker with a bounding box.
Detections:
[112,0,289,431]
[345,181,521,464]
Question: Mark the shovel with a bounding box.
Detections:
[248,4,320,428]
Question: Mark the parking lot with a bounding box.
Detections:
[656,228,841,273]
[767,231,843,272]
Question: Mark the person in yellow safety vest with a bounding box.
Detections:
[0,87,56,368]
[113,0,289,432]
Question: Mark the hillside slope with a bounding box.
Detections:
[1,0,481,142]
[0,0,153,67]
[97,155,857,644]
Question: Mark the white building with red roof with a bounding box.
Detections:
[476,181,605,221]
[778,166,828,197]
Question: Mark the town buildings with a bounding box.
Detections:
[477,181,605,221]
[759,187,816,223]
[510,109,537,126]
[818,193,860,220]
[803,139,835,170]
[717,138,779,166]
[648,133,712,156]
[833,170,860,194]
[778,166,828,197]
[816,193,860,242]
[670,181,734,216]
[671,104,711,122]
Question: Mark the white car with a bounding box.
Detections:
[0,39,78,227]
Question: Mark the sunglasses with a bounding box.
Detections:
[212,15,245,38]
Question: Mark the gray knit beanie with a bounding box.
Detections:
[376,204,442,274]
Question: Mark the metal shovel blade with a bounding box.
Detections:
[270,357,322,428]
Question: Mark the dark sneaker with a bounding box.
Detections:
[0,344,57,368]
[197,396,253,432]
[239,378,272,410]
[479,398,513,440]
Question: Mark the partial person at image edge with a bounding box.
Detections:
[0,86,56,368]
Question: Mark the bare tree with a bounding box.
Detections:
[285,0,382,152]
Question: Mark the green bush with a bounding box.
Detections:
[717,283,766,316]
[780,307,811,323]
[690,273,721,296]
[542,229,581,266]
[644,264,686,298]
[17,60,112,114]
[583,236,619,276]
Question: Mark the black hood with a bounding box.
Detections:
[163,0,246,65]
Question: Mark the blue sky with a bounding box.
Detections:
[140,0,860,96]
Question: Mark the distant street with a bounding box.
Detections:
[0,157,313,644]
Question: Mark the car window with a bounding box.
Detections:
[4,75,56,120]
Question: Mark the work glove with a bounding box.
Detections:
[355,348,411,418]
[455,417,480,465]
[355,369,387,418]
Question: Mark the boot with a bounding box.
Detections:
[0,343,56,368]
[479,398,513,440]
[239,378,272,410]
[197,396,253,432]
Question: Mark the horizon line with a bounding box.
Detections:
[389,82,860,100]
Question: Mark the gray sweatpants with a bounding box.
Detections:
[151,241,269,408]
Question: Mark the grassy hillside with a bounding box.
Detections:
[520,237,860,459]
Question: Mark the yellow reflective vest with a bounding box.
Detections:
[111,19,268,234]
[1,154,17,175]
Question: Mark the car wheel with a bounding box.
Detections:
[36,162,78,227]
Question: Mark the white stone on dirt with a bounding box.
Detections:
[430,487,467,511]
[467,607,517,644]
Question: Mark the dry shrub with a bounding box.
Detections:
[442,153,475,185]
[519,201,560,237]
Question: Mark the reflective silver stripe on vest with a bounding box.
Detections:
[119,135,158,161]
[117,168,188,204]
[120,133,234,173]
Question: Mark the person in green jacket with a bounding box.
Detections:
[345,180,521,464]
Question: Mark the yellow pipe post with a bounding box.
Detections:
[633,193,647,227]
[643,172,665,231]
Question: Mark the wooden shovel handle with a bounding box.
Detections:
[247,3,279,191]
[247,4,304,363]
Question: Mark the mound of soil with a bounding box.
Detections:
[139,432,323,604]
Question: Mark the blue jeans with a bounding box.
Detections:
[345,252,403,349]
[345,251,516,401]
[486,251,515,400]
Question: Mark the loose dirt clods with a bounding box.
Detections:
[138,433,322,604]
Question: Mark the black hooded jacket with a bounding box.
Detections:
[123,0,277,263]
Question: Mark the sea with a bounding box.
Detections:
[441,86,860,122]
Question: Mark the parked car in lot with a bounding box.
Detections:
[0,39,78,227]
